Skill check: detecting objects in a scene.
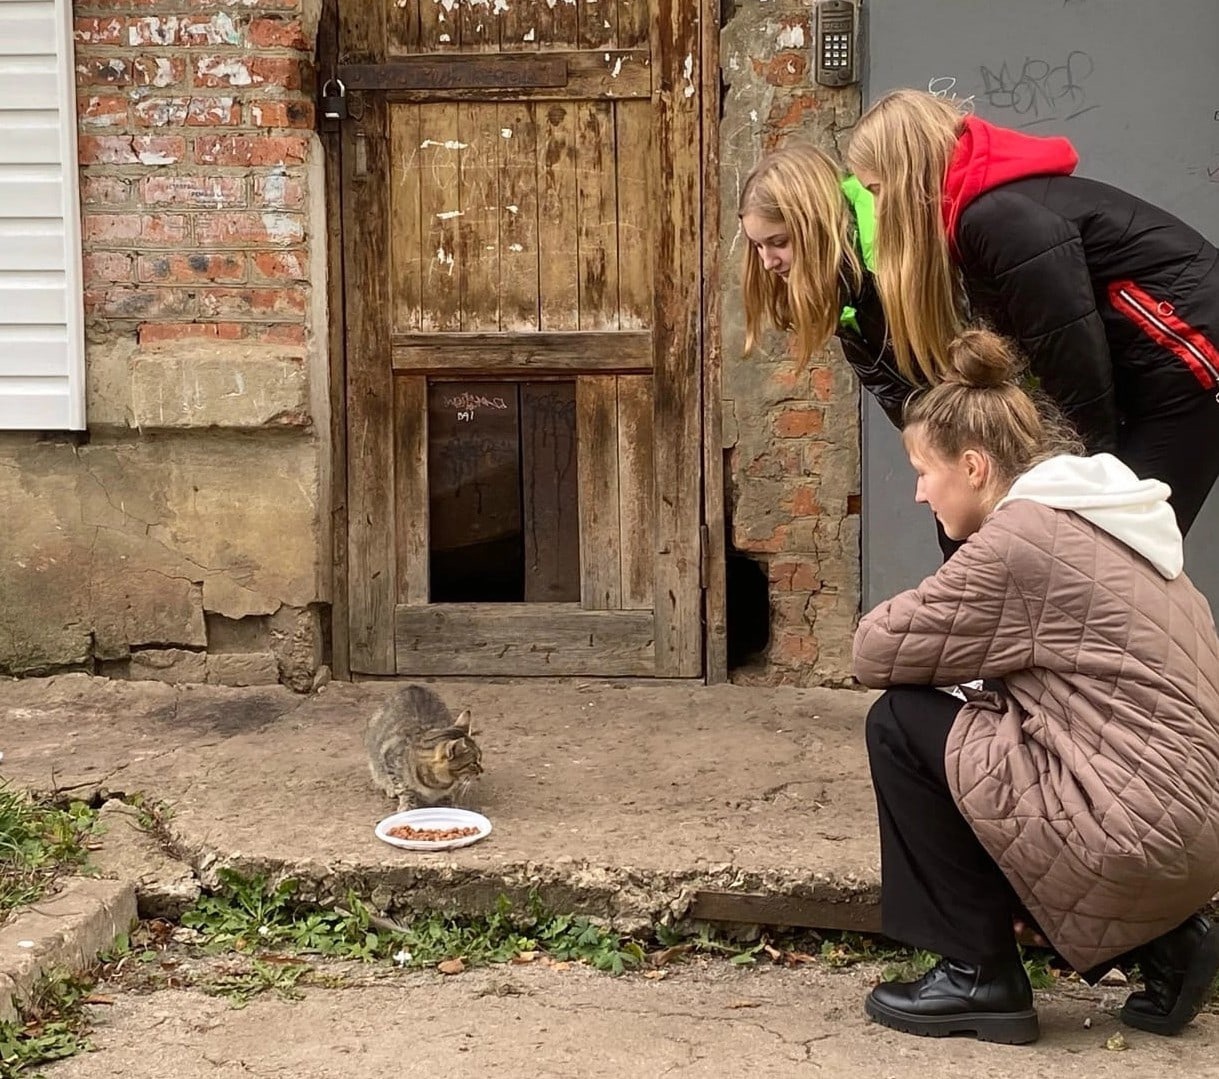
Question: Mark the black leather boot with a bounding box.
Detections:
[1121,914,1219,1035]
[865,957,1039,1044]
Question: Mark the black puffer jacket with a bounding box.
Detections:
[838,272,917,428]
[947,118,1219,454]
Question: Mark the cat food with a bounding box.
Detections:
[386,824,480,842]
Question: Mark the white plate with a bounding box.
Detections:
[374,807,492,852]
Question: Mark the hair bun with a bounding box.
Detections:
[945,328,1021,389]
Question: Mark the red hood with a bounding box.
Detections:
[942,116,1078,250]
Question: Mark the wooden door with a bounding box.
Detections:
[338,0,705,678]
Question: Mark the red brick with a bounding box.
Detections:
[248,99,314,129]
[251,172,306,209]
[809,366,834,402]
[771,631,819,666]
[137,322,243,345]
[735,523,790,555]
[179,14,245,46]
[251,249,308,281]
[193,55,303,90]
[126,15,179,45]
[246,17,308,49]
[194,134,308,166]
[82,251,135,284]
[80,175,133,206]
[77,95,129,128]
[82,213,141,243]
[74,17,125,44]
[197,286,306,318]
[78,134,184,166]
[258,323,307,345]
[138,253,246,283]
[133,96,241,127]
[185,0,298,8]
[76,57,131,87]
[133,55,186,88]
[140,174,246,208]
[142,214,191,244]
[752,51,808,87]
[773,407,824,438]
[788,485,822,517]
[194,211,305,246]
[84,286,195,320]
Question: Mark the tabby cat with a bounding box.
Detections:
[365,684,483,811]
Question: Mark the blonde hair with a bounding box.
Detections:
[739,143,861,364]
[903,328,1083,487]
[846,89,964,385]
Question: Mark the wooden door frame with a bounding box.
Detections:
[317,0,726,683]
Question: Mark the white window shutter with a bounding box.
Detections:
[0,0,86,430]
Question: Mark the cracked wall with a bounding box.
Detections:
[0,0,327,690]
[721,2,863,684]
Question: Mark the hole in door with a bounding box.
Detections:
[427,380,580,603]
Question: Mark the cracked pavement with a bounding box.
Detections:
[44,960,1219,1077]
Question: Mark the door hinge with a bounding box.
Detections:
[699,523,710,588]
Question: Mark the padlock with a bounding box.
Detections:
[321,78,347,121]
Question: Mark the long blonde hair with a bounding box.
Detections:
[739,143,861,364]
[903,328,1083,489]
[846,90,964,385]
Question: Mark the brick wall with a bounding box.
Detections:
[72,2,315,348]
[720,2,863,685]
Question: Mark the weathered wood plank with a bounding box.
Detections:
[320,0,349,678]
[339,0,387,62]
[549,0,580,48]
[537,101,579,331]
[499,0,540,51]
[690,892,882,934]
[652,0,703,677]
[342,96,395,673]
[617,375,655,610]
[364,51,651,101]
[419,0,460,51]
[617,0,649,48]
[393,376,430,605]
[576,100,618,330]
[395,603,656,675]
[522,382,580,602]
[577,375,621,609]
[457,103,501,331]
[580,0,615,49]
[393,330,651,371]
[614,99,651,330]
[700,0,726,684]
[498,101,540,331]
[340,55,567,90]
[389,105,423,332]
[460,0,496,51]
[385,0,418,55]
[419,105,462,331]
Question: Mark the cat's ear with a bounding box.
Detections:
[454,709,472,732]
[443,738,462,760]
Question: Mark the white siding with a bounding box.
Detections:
[0,0,85,430]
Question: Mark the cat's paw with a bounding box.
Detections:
[395,793,421,812]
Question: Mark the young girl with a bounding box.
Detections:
[738,142,917,428]
[854,328,1219,1045]
[846,89,1219,535]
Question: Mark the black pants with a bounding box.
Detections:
[866,686,1022,965]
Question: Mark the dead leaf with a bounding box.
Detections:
[648,944,692,968]
[762,944,783,962]
[726,1000,763,1010]
[511,951,540,965]
[437,958,466,976]
[1104,1032,1129,1052]
[80,995,115,1006]
[781,951,818,966]
[643,970,667,980]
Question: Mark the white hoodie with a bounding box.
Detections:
[995,453,1183,580]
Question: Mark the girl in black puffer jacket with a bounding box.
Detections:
[738,143,917,429]
[847,89,1219,534]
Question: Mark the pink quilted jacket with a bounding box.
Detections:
[854,498,1219,971]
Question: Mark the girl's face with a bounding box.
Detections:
[741,212,792,279]
[904,426,992,540]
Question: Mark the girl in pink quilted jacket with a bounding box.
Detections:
[854,327,1219,1046]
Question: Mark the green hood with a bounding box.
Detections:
[839,174,877,334]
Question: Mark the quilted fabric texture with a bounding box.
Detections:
[854,499,1219,972]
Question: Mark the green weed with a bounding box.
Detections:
[0,783,96,920]
[0,972,95,1078]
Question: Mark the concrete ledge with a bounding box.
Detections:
[93,801,201,920]
[0,878,137,1023]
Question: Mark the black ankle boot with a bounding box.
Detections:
[865,957,1039,1045]
[1122,914,1219,1035]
